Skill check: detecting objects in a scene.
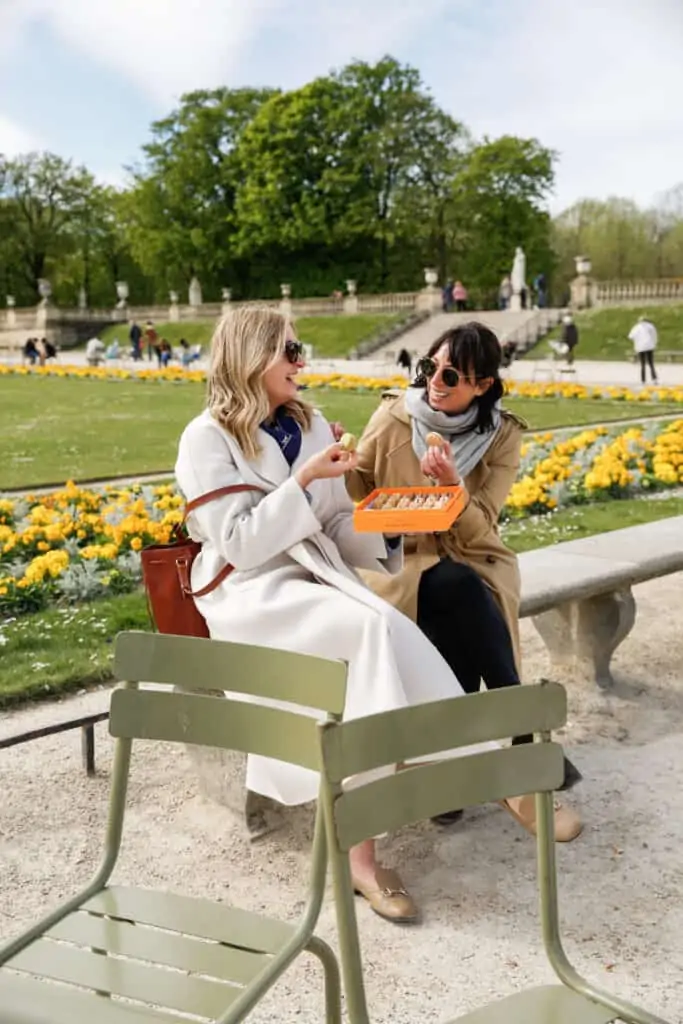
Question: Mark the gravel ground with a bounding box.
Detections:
[1,574,682,1022]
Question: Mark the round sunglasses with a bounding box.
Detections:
[416,356,466,389]
[285,340,305,364]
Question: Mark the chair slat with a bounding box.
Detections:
[320,683,566,782]
[110,688,321,770]
[82,886,295,955]
[0,971,179,1024]
[447,983,617,1023]
[332,743,564,851]
[114,631,346,714]
[48,912,270,986]
[8,939,239,1018]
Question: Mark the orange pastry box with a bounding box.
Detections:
[353,486,467,534]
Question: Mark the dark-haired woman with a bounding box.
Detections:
[346,322,583,841]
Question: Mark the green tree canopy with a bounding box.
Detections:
[0,152,95,302]
[124,87,276,299]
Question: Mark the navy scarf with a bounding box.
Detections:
[260,408,302,467]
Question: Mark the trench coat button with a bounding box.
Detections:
[486,555,496,564]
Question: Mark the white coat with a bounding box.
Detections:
[629,320,658,354]
[175,408,486,806]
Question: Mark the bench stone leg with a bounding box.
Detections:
[184,744,284,840]
[532,587,636,689]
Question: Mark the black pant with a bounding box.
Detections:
[455,299,466,312]
[417,559,580,790]
[418,559,518,694]
[639,350,657,383]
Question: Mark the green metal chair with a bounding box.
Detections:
[0,631,346,1024]
[317,682,672,1024]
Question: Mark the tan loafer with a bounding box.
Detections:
[501,794,583,843]
[352,866,420,924]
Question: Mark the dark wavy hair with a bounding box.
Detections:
[412,321,504,433]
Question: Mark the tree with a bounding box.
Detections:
[451,136,556,304]
[0,152,95,300]
[234,57,468,292]
[335,58,468,287]
[124,87,276,299]
[553,197,663,286]
[53,185,153,307]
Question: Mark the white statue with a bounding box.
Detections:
[510,247,526,310]
[189,276,202,307]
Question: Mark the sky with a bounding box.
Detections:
[0,0,682,214]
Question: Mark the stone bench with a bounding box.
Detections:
[191,516,683,836]
[519,515,683,689]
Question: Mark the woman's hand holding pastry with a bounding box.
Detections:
[296,443,358,489]
[420,445,461,487]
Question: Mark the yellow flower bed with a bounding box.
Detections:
[3,418,683,619]
[0,481,182,616]
[3,361,683,402]
[506,418,683,517]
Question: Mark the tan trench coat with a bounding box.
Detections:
[346,392,525,672]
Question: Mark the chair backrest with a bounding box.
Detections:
[111,631,347,771]
[318,684,567,1024]
[318,683,566,851]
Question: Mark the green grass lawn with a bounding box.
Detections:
[538,304,683,360]
[2,376,682,489]
[3,494,683,706]
[97,314,402,359]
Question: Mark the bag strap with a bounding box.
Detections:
[184,483,263,521]
[181,482,266,599]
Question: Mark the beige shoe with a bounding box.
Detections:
[352,866,420,924]
[501,794,583,843]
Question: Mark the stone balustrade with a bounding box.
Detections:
[594,279,683,306]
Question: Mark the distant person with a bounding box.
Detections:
[179,338,201,367]
[499,276,512,310]
[534,273,547,308]
[560,312,579,364]
[629,316,658,383]
[129,320,142,360]
[85,336,105,366]
[144,321,157,361]
[35,337,47,366]
[452,280,468,312]
[442,281,454,312]
[501,339,518,368]
[23,338,38,365]
[549,313,579,364]
[396,348,412,376]
[158,338,172,367]
[43,338,57,360]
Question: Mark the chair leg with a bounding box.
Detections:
[306,935,342,1024]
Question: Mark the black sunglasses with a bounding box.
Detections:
[416,356,490,389]
[416,356,464,388]
[285,340,305,364]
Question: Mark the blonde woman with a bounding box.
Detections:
[175,307,493,925]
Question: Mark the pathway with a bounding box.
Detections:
[1,571,682,1020]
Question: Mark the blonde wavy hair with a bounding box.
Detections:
[207,306,313,458]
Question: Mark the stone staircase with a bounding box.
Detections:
[371,308,559,360]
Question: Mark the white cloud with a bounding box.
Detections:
[0,0,681,210]
[0,115,41,157]
[0,0,461,104]
[429,0,683,211]
[0,0,283,104]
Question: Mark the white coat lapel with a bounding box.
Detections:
[225,429,290,490]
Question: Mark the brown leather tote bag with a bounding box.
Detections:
[141,484,264,637]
